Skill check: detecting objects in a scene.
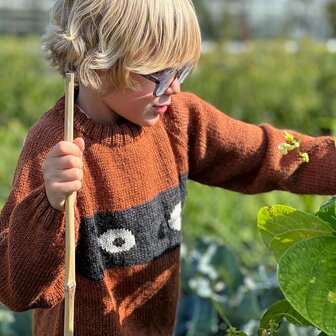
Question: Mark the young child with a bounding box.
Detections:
[0,0,336,335]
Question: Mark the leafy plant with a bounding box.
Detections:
[0,304,32,336]
[0,121,27,207]
[176,238,319,336]
[278,131,309,163]
[183,39,336,136]
[0,306,14,336]
[258,197,336,335]
[0,35,63,128]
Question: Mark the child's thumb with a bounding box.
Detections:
[73,137,85,154]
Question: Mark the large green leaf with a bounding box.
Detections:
[278,237,336,335]
[258,205,334,261]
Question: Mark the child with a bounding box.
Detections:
[0,0,335,335]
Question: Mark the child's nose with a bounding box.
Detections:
[165,78,181,95]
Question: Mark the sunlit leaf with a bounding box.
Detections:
[258,205,334,261]
[278,237,336,335]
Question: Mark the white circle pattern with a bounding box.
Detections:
[168,202,182,231]
[98,228,136,254]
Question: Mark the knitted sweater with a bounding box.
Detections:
[0,92,336,336]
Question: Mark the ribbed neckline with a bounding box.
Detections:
[53,95,144,147]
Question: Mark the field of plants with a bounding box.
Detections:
[0,35,335,335]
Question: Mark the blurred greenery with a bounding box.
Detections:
[184,39,336,135]
[0,36,63,127]
[326,0,336,37]
[0,305,31,336]
[0,35,334,335]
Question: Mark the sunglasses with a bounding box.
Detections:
[141,63,193,97]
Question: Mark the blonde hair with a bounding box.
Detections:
[42,0,201,93]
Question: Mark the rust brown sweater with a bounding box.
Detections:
[0,92,336,335]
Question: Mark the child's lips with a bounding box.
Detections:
[153,105,169,115]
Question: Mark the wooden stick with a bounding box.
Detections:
[64,73,76,336]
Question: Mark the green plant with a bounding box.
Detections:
[0,306,14,336]
[0,35,63,128]
[0,305,32,336]
[0,121,27,207]
[258,196,336,335]
[176,237,320,336]
[278,131,309,163]
[183,39,336,136]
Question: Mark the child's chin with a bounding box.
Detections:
[142,122,159,128]
[140,115,160,127]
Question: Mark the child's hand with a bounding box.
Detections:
[42,138,85,212]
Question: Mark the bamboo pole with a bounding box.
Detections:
[64,73,76,336]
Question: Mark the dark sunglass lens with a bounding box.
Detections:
[153,65,192,96]
[156,70,175,96]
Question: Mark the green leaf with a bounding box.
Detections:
[316,196,336,230]
[269,229,332,263]
[226,327,248,336]
[278,236,336,335]
[283,131,295,143]
[258,205,334,261]
[259,299,312,335]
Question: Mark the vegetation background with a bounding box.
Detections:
[1,0,336,335]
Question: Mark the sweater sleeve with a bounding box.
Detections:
[177,93,336,195]
[0,119,80,312]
